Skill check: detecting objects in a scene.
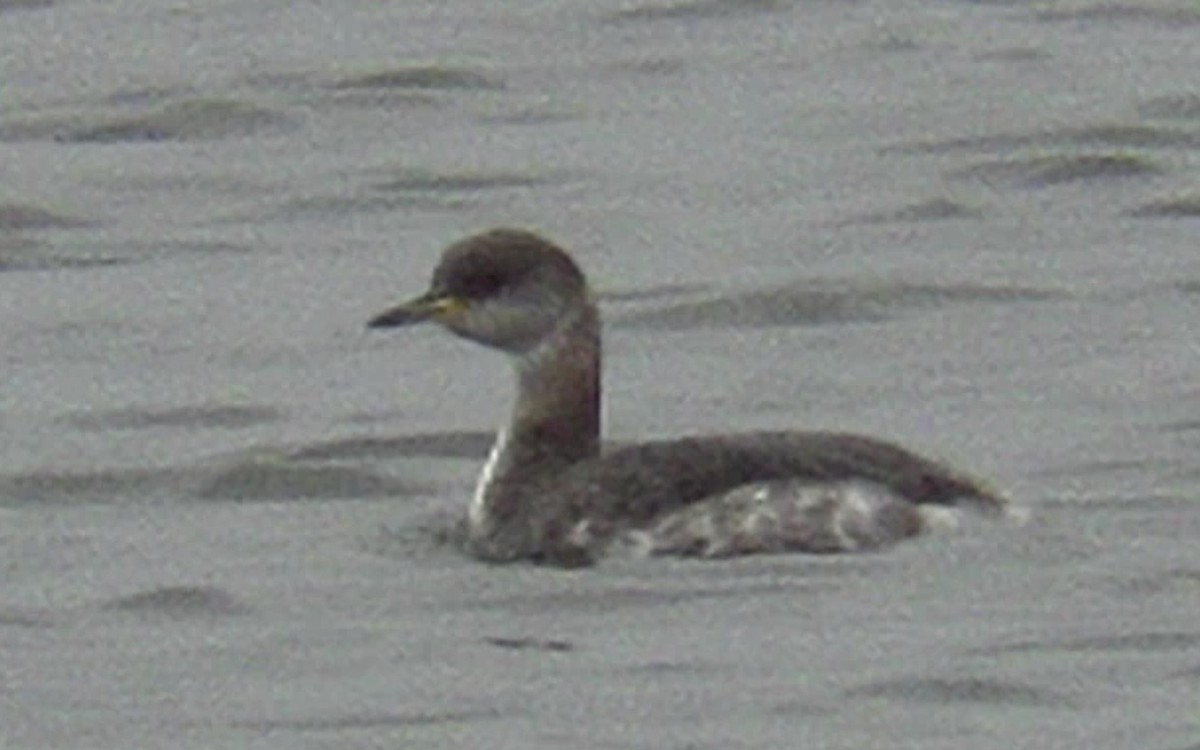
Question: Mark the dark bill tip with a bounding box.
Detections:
[367,301,428,328]
[367,293,461,329]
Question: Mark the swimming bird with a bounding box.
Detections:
[368,228,1009,566]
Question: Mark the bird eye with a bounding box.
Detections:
[460,272,504,299]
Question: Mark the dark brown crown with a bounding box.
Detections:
[431,228,586,302]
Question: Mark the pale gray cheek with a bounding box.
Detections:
[440,302,546,351]
[478,301,563,348]
[444,316,509,348]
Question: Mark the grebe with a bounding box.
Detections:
[368,229,1009,566]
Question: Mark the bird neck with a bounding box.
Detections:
[466,299,601,560]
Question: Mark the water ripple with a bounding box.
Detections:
[101,585,251,618]
[616,280,1062,331]
[845,677,1070,707]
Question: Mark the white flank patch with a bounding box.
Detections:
[567,518,594,547]
[469,428,508,534]
[611,528,655,558]
[916,504,963,533]
[830,487,864,551]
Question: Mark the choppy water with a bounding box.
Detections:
[3,0,1199,747]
